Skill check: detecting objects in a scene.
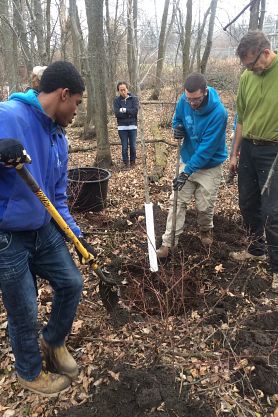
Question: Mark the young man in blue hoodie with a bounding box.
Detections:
[0,61,96,395]
[157,73,228,258]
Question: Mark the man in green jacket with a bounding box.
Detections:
[229,30,278,292]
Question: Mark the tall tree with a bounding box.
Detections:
[249,0,265,30]
[182,0,192,79]
[191,6,211,72]
[85,0,112,167]
[0,0,18,92]
[200,0,218,74]
[127,0,138,93]
[69,0,92,129]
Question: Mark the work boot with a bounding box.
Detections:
[229,250,266,262]
[272,273,278,293]
[18,370,71,396]
[40,337,79,380]
[156,245,169,258]
[121,161,129,170]
[200,230,213,246]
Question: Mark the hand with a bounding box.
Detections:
[0,139,30,167]
[229,155,238,175]
[173,172,189,191]
[76,237,98,265]
[119,107,127,113]
[173,124,186,140]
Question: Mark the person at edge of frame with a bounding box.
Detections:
[229,30,278,293]
[0,61,97,396]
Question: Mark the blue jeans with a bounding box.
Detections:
[118,129,137,163]
[0,221,83,381]
[238,139,278,271]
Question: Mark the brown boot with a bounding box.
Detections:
[40,338,79,380]
[18,370,71,396]
[156,245,169,258]
[229,250,266,262]
[272,273,278,293]
[200,230,213,246]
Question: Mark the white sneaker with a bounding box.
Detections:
[229,250,266,262]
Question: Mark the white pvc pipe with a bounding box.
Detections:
[144,202,159,272]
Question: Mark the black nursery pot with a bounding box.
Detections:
[67,167,111,212]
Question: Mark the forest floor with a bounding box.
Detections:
[1,90,278,417]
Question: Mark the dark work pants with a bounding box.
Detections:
[238,139,278,272]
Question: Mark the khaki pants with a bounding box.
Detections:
[162,164,222,247]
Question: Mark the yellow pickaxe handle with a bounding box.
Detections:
[16,165,117,286]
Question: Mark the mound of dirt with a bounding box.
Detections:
[54,366,216,417]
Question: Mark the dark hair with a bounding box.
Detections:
[117,81,128,91]
[39,61,85,94]
[236,30,271,60]
[184,73,207,93]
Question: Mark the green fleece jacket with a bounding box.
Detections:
[236,53,278,141]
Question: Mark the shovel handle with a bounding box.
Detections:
[16,165,116,285]
[171,139,182,249]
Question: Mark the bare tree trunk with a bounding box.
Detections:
[258,0,266,29]
[32,0,47,63]
[105,0,121,110]
[68,0,89,128]
[249,0,260,30]
[13,0,33,72]
[59,0,68,60]
[200,0,218,74]
[182,0,192,79]
[150,0,170,100]
[191,6,210,72]
[127,0,138,93]
[85,0,112,167]
[0,0,18,92]
[46,0,51,62]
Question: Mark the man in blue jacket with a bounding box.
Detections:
[157,73,227,258]
[0,61,96,395]
[113,81,139,168]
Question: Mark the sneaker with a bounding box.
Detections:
[18,370,71,396]
[156,245,169,258]
[229,250,266,262]
[200,230,213,246]
[272,273,278,292]
[40,337,79,380]
[130,161,136,167]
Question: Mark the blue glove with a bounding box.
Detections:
[173,172,189,191]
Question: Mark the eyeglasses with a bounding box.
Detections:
[242,50,264,70]
[186,95,205,104]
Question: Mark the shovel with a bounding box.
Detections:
[16,164,119,312]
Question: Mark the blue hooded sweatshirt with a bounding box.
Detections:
[0,89,80,236]
[173,86,228,175]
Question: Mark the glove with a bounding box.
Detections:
[173,124,186,140]
[0,139,30,167]
[76,237,98,265]
[119,108,127,113]
[173,172,189,191]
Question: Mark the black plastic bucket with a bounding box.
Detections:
[67,167,111,212]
